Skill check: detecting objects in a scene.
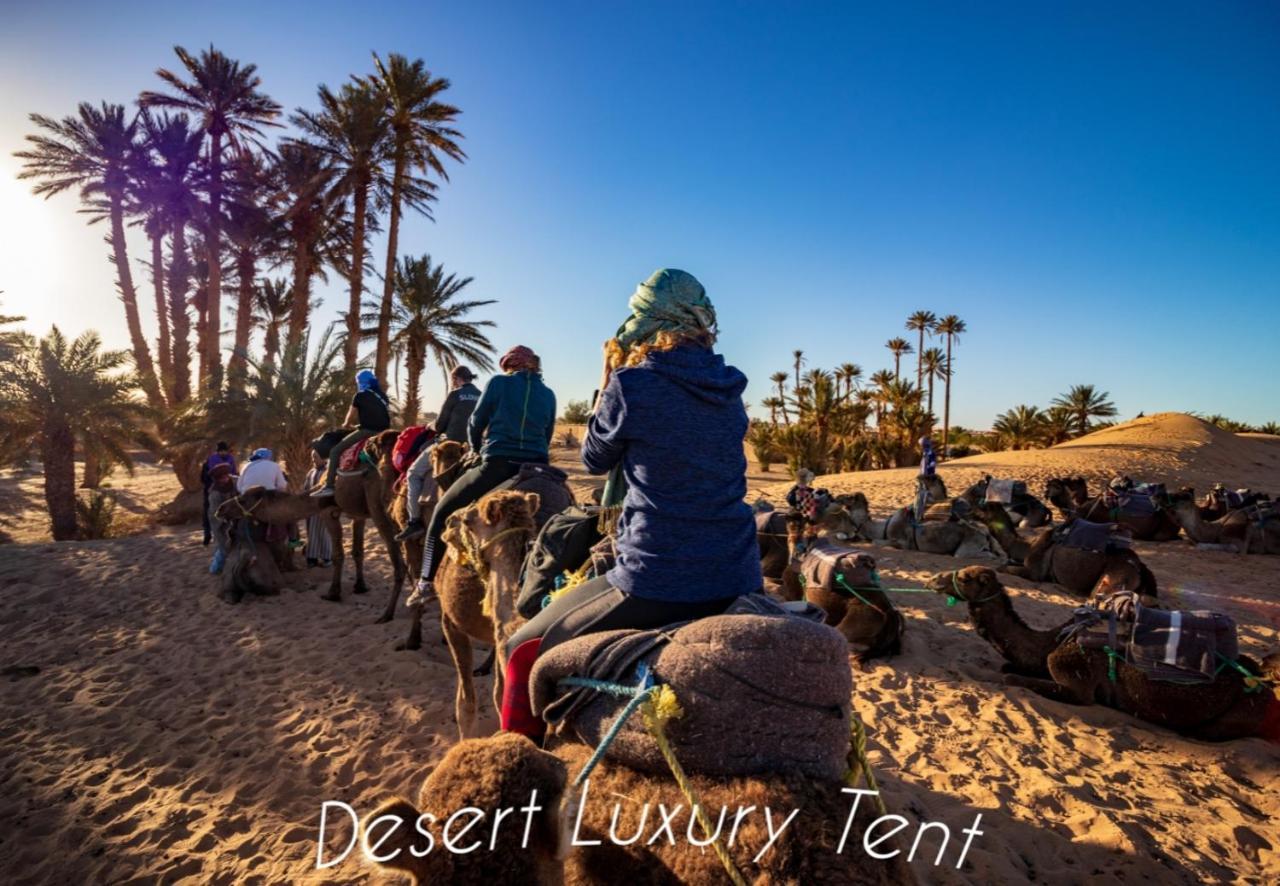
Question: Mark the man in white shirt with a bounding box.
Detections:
[237,448,290,494]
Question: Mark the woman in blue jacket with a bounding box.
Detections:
[414,345,556,599]
[500,269,761,737]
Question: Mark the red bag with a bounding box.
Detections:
[391,425,435,474]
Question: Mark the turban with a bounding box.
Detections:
[614,269,716,350]
[499,345,541,373]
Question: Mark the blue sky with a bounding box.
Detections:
[1,1,1277,426]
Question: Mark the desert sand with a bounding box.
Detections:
[0,413,1277,883]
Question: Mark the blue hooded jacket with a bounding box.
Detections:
[468,371,556,462]
[583,344,762,602]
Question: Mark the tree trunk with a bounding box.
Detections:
[264,321,280,377]
[82,445,101,490]
[43,421,78,540]
[346,173,370,375]
[942,337,953,461]
[227,247,256,394]
[150,228,174,401]
[168,223,192,403]
[403,342,424,425]
[109,198,164,408]
[205,133,224,394]
[376,140,408,381]
[286,234,312,352]
[916,331,925,390]
[194,277,208,391]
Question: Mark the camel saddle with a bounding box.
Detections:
[1103,483,1165,518]
[796,539,875,597]
[1064,591,1239,684]
[1056,519,1130,553]
[530,604,852,780]
[338,438,376,473]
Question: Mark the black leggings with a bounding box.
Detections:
[504,575,740,657]
[420,457,527,582]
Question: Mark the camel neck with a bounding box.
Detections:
[968,593,1062,673]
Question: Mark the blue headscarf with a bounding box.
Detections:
[250,448,272,462]
[356,370,380,393]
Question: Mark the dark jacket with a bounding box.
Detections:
[434,382,481,441]
[468,371,556,462]
[582,344,761,602]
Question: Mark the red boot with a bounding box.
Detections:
[500,639,545,741]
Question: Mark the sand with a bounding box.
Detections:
[0,413,1277,883]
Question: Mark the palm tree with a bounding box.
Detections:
[993,405,1046,450]
[15,103,164,408]
[1041,406,1076,446]
[293,79,395,375]
[269,141,344,350]
[0,328,153,539]
[885,337,913,382]
[131,109,205,403]
[222,150,280,394]
[364,254,496,423]
[368,53,465,382]
[761,396,784,427]
[1257,421,1280,436]
[905,310,936,389]
[252,278,291,376]
[140,45,282,393]
[920,346,947,417]
[790,350,807,392]
[1050,384,1118,437]
[934,314,967,459]
[242,328,349,488]
[869,369,895,429]
[768,371,791,424]
[835,362,862,400]
[0,301,30,364]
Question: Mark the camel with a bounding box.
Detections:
[1194,485,1270,521]
[370,732,917,885]
[1168,493,1280,555]
[974,507,1158,603]
[958,476,1051,528]
[218,429,409,614]
[435,490,541,738]
[1044,476,1089,520]
[781,518,905,666]
[928,567,1280,742]
[881,505,1002,558]
[759,499,868,578]
[389,439,468,649]
[212,500,291,602]
[1044,479,1181,541]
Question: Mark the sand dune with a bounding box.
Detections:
[0,413,1277,882]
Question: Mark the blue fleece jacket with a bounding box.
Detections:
[468,371,556,462]
[583,345,762,602]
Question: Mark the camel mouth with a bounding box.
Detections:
[924,572,953,594]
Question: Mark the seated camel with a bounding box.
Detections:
[780,520,904,666]
[958,476,1051,528]
[1045,478,1181,541]
[929,567,1280,742]
[973,507,1157,603]
[1168,490,1280,555]
[213,495,291,602]
[759,498,868,578]
[371,732,917,885]
[1044,476,1090,521]
[1193,485,1270,521]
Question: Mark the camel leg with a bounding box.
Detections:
[352,519,369,594]
[321,511,344,602]
[396,604,424,651]
[371,513,407,622]
[441,617,477,739]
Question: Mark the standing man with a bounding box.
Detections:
[396,365,482,542]
[200,441,238,546]
[914,435,937,522]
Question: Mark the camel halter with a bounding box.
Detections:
[456,524,532,582]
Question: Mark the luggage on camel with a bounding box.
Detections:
[390,425,435,474]
[1056,518,1130,553]
[530,605,853,780]
[1064,591,1239,684]
[516,506,603,619]
[1103,483,1166,518]
[494,462,574,528]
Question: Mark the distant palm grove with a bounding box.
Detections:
[3,45,494,538]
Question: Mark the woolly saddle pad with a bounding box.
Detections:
[531,613,852,781]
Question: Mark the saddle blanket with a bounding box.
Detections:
[1058,519,1129,553]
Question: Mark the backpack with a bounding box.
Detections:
[516,506,603,619]
[391,425,436,474]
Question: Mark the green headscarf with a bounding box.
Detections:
[614,269,716,349]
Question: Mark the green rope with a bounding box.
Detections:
[1102,645,1122,683]
[1214,652,1269,694]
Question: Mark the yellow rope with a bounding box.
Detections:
[843,713,886,816]
[641,686,749,886]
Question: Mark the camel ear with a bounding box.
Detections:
[481,494,506,527]
[523,492,541,518]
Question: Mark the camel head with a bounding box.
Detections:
[214,487,319,524]
[456,490,541,638]
[918,473,947,502]
[817,502,866,541]
[970,501,1017,536]
[370,733,567,884]
[835,550,878,589]
[431,440,468,489]
[1091,550,1159,605]
[926,566,1007,606]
